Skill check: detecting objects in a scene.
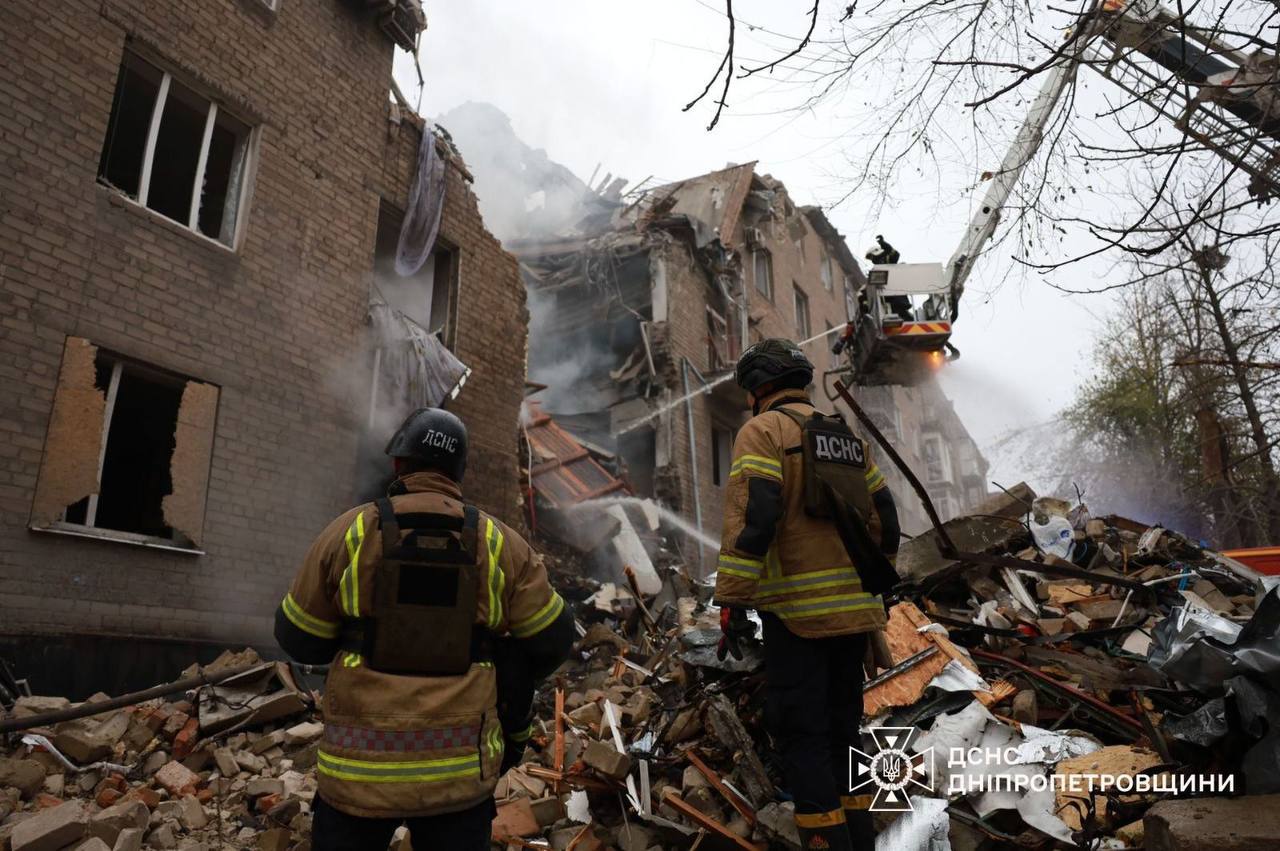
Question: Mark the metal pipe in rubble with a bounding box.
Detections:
[831,379,959,556]
[681,357,707,573]
[0,663,274,736]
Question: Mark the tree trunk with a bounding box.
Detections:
[1197,260,1280,542]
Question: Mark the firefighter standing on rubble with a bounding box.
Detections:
[274,407,574,851]
[714,339,902,851]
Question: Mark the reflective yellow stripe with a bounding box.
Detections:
[842,794,874,811]
[280,593,339,639]
[510,722,534,743]
[717,553,764,580]
[769,592,882,620]
[342,652,362,668]
[317,751,480,783]
[729,460,784,480]
[511,592,565,638]
[866,464,886,492]
[340,512,366,617]
[486,725,503,760]
[756,566,862,599]
[765,548,783,580]
[484,518,506,629]
[733,453,781,472]
[795,808,846,828]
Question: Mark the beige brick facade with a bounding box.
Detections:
[0,0,525,644]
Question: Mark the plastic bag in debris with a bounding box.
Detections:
[1149,586,1280,692]
[1031,515,1073,559]
[395,124,446,277]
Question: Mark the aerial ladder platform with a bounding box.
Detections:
[834,0,1280,387]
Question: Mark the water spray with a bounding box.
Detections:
[613,325,844,437]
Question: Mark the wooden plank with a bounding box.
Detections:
[864,602,989,716]
[661,790,765,851]
[687,749,756,828]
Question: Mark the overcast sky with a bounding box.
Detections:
[392,1,1126,452]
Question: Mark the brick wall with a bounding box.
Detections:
[0,0,525,644]
[373,124,528,527]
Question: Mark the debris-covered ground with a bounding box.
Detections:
[2,483,1278,850]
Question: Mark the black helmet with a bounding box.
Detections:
[384,407,468,482]
[735,338,814,394]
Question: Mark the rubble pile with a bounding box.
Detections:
[0,652,323,851]
[3,483,1279,850]
[494,483,1280,850]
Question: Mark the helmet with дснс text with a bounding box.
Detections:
[384,407,468,482]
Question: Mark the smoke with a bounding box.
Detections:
[984,419,1208,536]
[436,102,597,244]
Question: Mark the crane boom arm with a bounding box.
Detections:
[941,58,1079,317]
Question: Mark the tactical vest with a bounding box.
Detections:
[774,407,873,522]
[351,498,483,676]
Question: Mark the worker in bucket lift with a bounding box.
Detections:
[713,339,903,851]
[865,235,914,323]
[274,407,574,851]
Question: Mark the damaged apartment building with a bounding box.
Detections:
[445,112,996,569]
[513,163,873,574]
[0,0,526,686]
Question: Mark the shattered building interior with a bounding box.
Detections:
[512,160,991,572]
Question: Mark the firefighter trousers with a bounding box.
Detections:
[311,794,495,851]
[761,612,874,851]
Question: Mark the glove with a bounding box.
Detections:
[716,606,755,661]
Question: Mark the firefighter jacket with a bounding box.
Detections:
[275,471,570,819]
[713,388,889,638]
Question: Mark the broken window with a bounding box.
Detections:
[30,337,219,550]
[821,254,833,291]
[711,426,734,487]
[922,434,949,484]
[98,50,253,246]
[374,202,457,344]
[753,249,773,301]
[793,285,811,339]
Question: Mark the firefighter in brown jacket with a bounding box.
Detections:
[274,408,574,851]
[714,340,902,851]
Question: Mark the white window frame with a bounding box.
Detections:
[820,254,833,291]
[106,51,255,249]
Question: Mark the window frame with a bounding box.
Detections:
[29,339,218,554]
[99,48,256,249]
[922,434,949,484]
[752,248,774,302]
[793,285,811,340]
[820,253,833,292]
[711,424,735,488]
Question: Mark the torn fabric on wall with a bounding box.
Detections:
[395,124,446,277]
[369,300,470,410]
